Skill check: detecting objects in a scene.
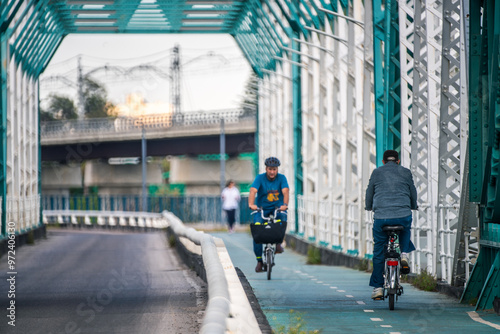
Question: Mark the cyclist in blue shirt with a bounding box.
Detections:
[248,157,289,272]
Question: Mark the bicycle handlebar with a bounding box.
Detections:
[251,208,286,221]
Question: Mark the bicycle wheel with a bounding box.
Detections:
[389,293,395,310]
[266,248,273,280]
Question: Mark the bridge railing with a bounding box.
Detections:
[42,194,253,224]
[40,109,254,139]
[296,196,462,283]
[43,209,168,229]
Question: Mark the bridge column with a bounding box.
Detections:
[461,0,500,311]
[0,32,7,237]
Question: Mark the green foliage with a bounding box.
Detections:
[412,269,438,291]
[83,76,116,118]
[40,109,56,121]
[240,72,258,117]
[168,234,176,248]
[45,94,78,120]
[273,310,322,334]
[307,245,321,264]
[355,258,371,272]
[26,231,35,245]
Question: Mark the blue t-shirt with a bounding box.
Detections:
[251,173,289,210]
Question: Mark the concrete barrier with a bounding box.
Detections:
[163,211,261,334]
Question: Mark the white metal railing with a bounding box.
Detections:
[40,109,253,139]
[6,195,40,233]
[43,210,167,229]
[296,196,465,280]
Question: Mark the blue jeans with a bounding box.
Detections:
[369,215,416,288]
[252,210,287,261]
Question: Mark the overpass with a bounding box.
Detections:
[40,109,256,161]
[2,0,500,327]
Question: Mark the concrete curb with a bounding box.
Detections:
[164,212,262,334]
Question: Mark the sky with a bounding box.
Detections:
[40,34,252,113]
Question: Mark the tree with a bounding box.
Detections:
[240,72,258,117]
[83,76,116,118]
[44,94,78,120]
[39,108,56,122]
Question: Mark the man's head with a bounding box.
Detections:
[383,150,400,164]
[264,156,280,180]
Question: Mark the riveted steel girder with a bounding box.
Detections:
[461,0,500,312]
[372,0,401,166]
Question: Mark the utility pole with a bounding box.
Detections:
[141,122,147,212]
[170,45,181,121]
[220,118,225,194]
[77,56,85,119]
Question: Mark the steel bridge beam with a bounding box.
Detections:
[461,0,500,311]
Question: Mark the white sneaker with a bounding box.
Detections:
[401,253,410,274]
[371,287,383,299]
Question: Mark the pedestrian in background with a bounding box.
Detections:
[221,180,240,233]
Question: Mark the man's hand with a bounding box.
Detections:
[279,205,288,211]
[249,204,259,211]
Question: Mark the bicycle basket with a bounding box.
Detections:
[251,221,287,244]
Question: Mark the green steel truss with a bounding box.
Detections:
[372,0,401,166]
[461,0,500,311]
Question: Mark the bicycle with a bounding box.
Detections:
[250,208,287,280]
[381,225,405,310]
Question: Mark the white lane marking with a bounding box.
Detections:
[363,310,374,313]
[316,281,323,283]
[337,290,346,292]
[311,278,318,281]
[381,325,392,328]
[356,301,366,305]
[370,318,383,322]
[389,332,401,334]
[467,311,500,330]
[329,286,338,289]
[294,270,302,273]
[345,295,354,298]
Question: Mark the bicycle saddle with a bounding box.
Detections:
[382,225,405,232]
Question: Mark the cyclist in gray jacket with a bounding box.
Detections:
[365,150,417,299]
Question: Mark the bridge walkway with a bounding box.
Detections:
[212,231,500,334]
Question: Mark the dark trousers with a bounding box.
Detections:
[252,210,287,261]
[369,215,416,288]
[225,209,236,228]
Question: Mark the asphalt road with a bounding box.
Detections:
[0,229,207,334]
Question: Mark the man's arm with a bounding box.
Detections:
[280,187,289,211]
[409,173,418,210]
[365,174,374,210]
[248,187,258,210]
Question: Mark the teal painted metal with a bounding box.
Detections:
[231,1,283,75]
[469,1,484,202]
[49,0,245,34]
[372,0,401,166]
[292,33,303,232]
[0,34,7,237]
[232,34,263,78]
[461,0,500,312]
[0,0,24,33]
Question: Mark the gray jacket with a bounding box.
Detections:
[365,161,418,219]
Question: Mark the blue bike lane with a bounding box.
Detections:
[211,231,500,334]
